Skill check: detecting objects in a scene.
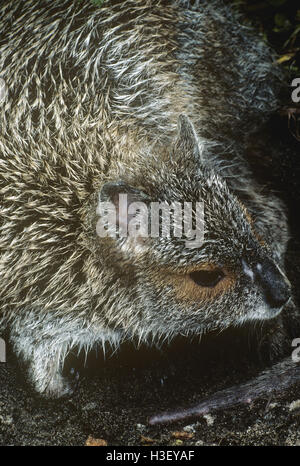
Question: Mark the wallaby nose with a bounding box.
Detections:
[255,259,290,309]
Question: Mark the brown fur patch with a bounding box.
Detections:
[239,201,266,247]
[150,263,235,304]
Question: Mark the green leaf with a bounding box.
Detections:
[273,13,291,33]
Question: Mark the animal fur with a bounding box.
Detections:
[0,0,297,398]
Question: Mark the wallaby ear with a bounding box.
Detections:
[96,181,150,244]
[172,114,202,164]
[99,181,149,206]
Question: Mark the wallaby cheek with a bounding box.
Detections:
[147,267,236,309]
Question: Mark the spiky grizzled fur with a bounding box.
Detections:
[0,0,296,398]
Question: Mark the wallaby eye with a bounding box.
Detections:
[190,269,225,288]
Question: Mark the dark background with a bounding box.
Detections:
[228,0,300,75]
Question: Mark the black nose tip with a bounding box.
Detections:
[255,259,290,309]
[263,286,290,309]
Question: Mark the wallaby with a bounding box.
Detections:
[0,0,298,410]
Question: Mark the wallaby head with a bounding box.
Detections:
[90,116,291,343]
